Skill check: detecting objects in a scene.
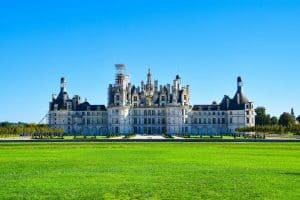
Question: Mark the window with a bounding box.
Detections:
[144,110,147,116]
[116,95,120,101]
[161,96,166,101]
[247,118,250,124]
[134,96,138,101]
[184,95,187,101]
[230,118,233,124]
[113,118,119,124]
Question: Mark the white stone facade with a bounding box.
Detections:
[48,65,255,135]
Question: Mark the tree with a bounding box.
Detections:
[255,107,271,125]
[278,112,295,126]
[270,116,278,125]
[297,115,300,124]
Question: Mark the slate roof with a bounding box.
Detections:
[50,90,106,111]
[192,88,251,111]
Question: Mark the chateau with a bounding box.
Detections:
[48,64,255,135]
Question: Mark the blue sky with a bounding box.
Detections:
[0,0,299,122]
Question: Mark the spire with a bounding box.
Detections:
[147,68,152,85]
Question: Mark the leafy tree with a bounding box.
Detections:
[278,112,295,126]
[297,115,300,123]
[270,116,278,125]
[255,107,271,125]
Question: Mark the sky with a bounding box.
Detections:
[0,0,299,123]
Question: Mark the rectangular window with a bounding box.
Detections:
[213,118,216,124]
[222,118,225,124]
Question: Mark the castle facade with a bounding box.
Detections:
[48,64,255,135]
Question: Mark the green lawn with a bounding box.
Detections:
[0,142,299,200]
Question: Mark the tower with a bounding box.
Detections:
[291,108,295,118]
[145,68,154,97]
[108,64,131,134]
[115,64,129,88]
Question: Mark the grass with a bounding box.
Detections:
[0,142,299,200]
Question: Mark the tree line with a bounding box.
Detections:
[236,107,300,135]
[0,122,64,139]
[255,107,299,126]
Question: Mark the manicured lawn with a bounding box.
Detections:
[0,142,299,200]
